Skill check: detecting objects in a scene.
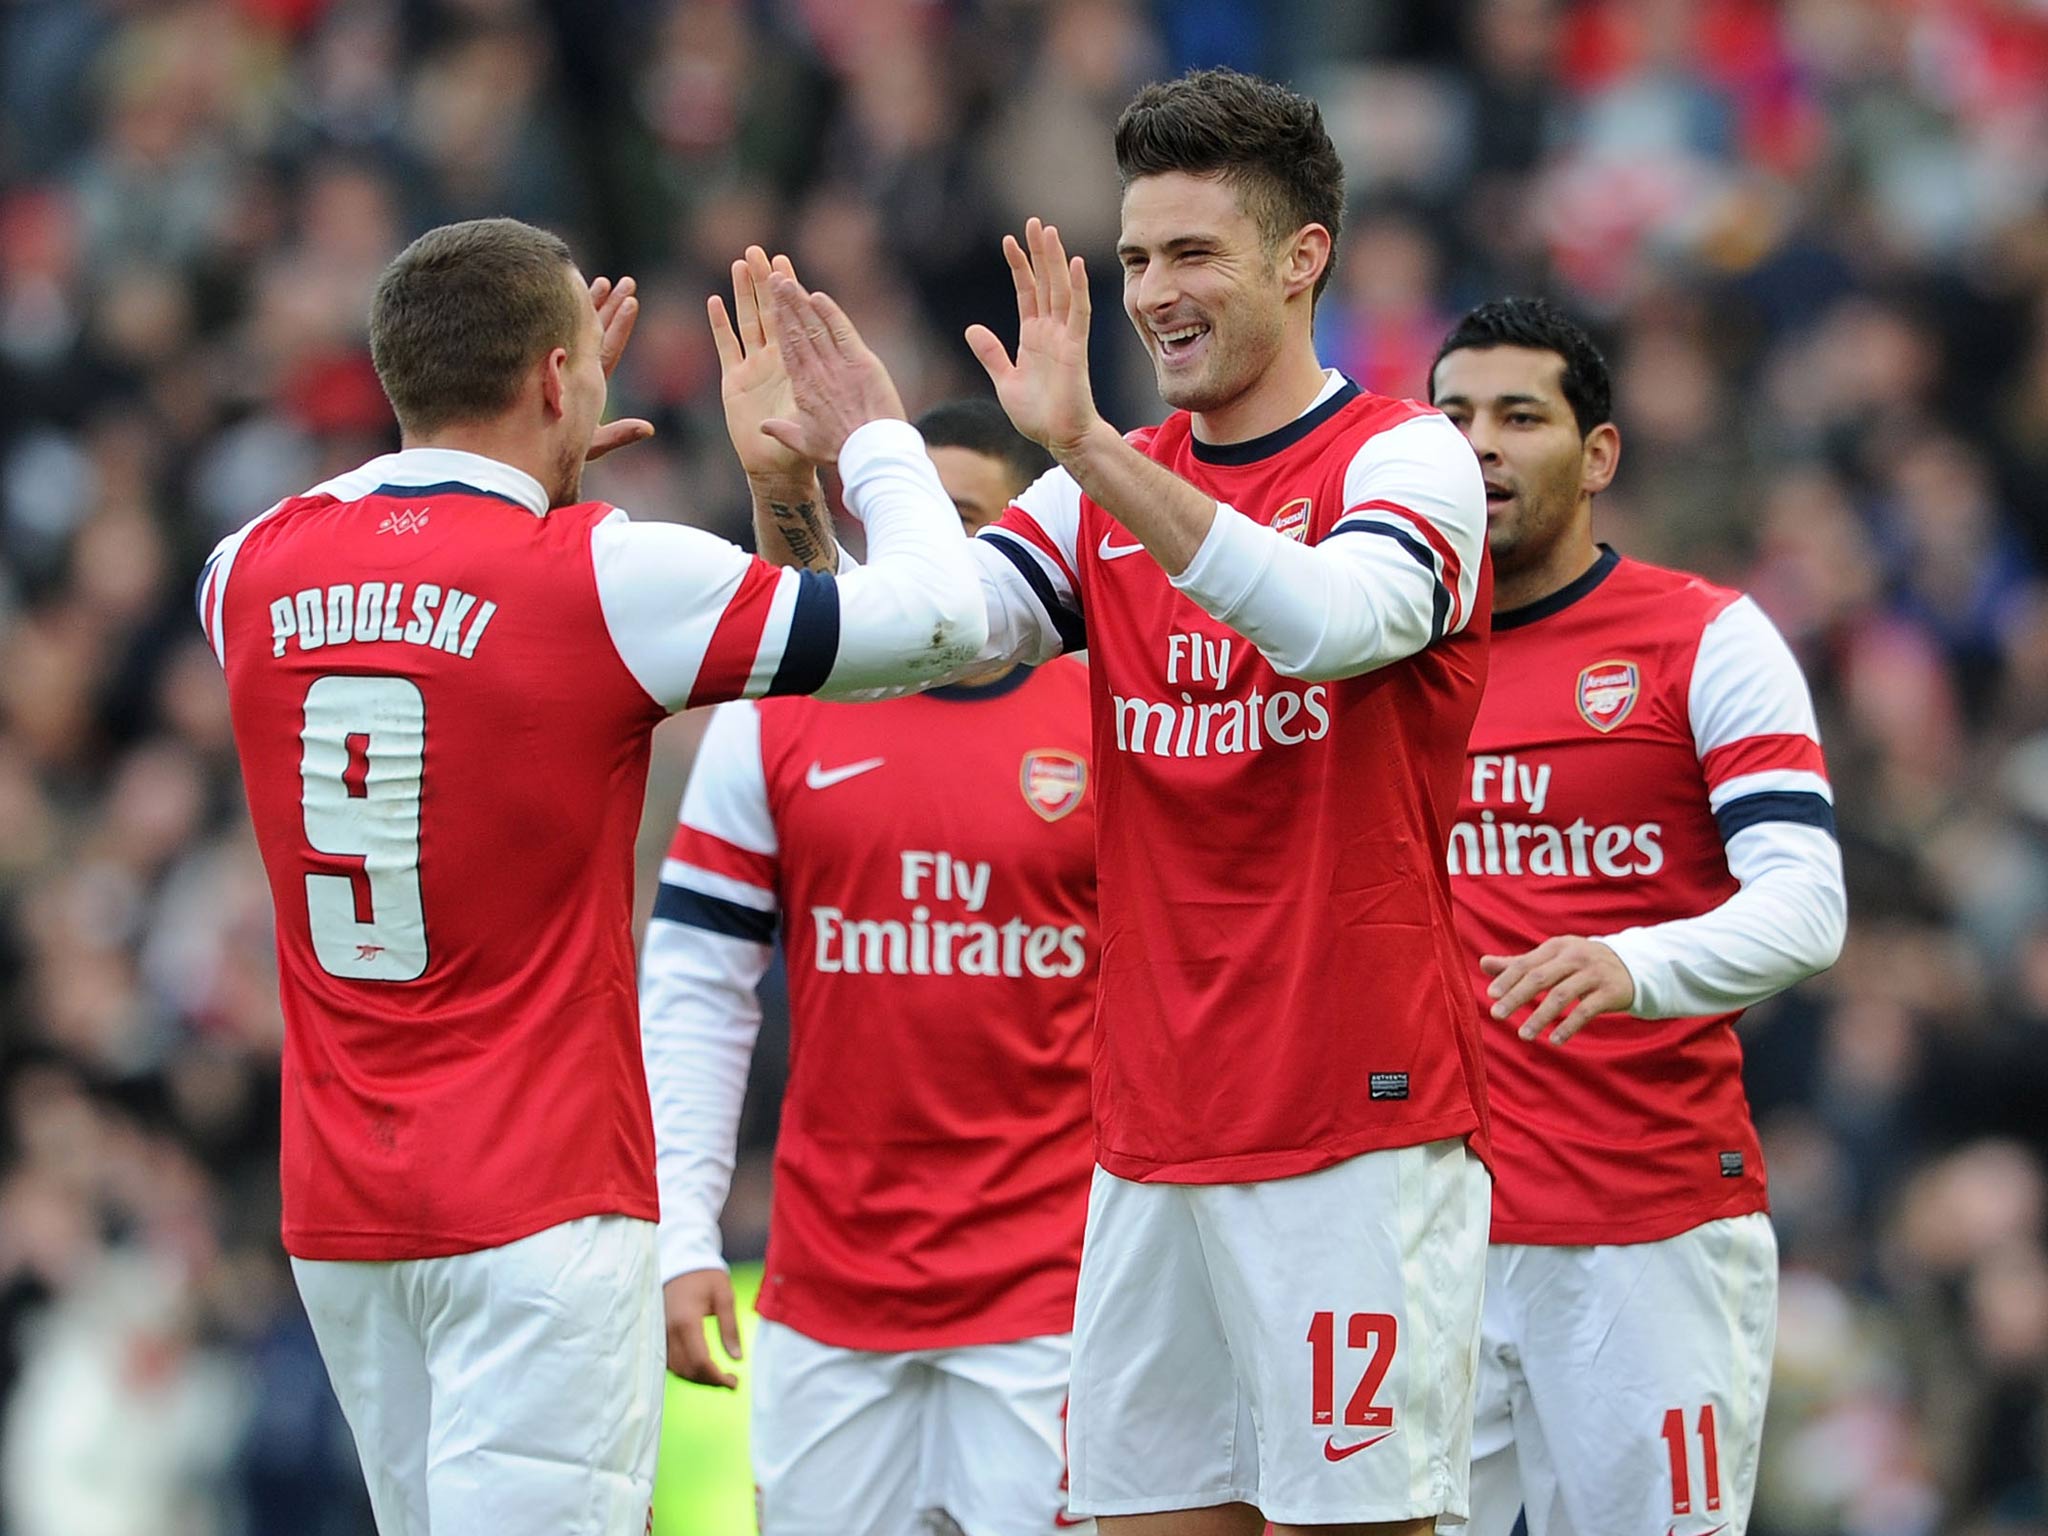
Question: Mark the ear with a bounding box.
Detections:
[1580,422,1621,497]
[539,345,571,421]
[1282,224,1333,301]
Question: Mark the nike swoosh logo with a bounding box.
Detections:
[804,757,885,790]
[1097,532,1145,560]
[1052,1515,1088,1529]
[1667,1526,1728,1536]
[1323,1431,1394,1461]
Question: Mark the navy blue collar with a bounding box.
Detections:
[1493,545,1621,631]
[929,665,1034,701]
[1190,379,1362,466]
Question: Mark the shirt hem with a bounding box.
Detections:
[1489,1188,1768,1247]
[1097,1110,1481,1185]
[283,1192,660,1262]
[756,1295,1077,1354]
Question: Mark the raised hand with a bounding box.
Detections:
[758,273,906,465]
[585,274,655,462]
[965,218,1106,462]
[708,247,811,484]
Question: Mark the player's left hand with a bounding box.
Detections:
[1480,936,1636,1045]
[585,274,655,463]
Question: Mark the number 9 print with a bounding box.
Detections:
[300,675,429,981]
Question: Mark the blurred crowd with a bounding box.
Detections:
[2,0,2047,1532]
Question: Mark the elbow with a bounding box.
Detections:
[924,585,988,674]
[1270,651,1374,684]
[1810,878,1849,976]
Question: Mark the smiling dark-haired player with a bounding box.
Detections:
[747,67,1493,1536]
[1431,297,1846,1536]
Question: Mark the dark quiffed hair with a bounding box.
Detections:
[915,397,1053,491]
[369,218,583,435]
[1431,297,1613,438]
[1114,68,1346,302]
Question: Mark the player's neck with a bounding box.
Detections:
[402,421,560,501]
[1495,532,1602,615]
[1189,343,1330,448]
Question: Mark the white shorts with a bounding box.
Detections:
[1067,1138,1490,1526]
[291,1214,664,1536]
[751,1318,1088,1536]
[1468,1213,1779,1536]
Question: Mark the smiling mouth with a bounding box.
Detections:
[1153,323,1210,363]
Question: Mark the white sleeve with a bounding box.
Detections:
[592,428,987,711]
[1599,597,1847,1018]
[830,464,1085,690]
[810,419,991,697]
[1168,412,1487,681]
[639,700,778,1281]
[194,503,286,663]
[972,465,1088,667]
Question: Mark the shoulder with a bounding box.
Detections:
[1129,415,1186,461]
[1609,554,1744,618]
[1336,392,1440,439]
[1336,399,1470,471]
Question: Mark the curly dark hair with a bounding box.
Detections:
[1430,296,1613,437]
[1114,68,1346,302]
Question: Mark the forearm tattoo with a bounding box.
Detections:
[767,498,837,573]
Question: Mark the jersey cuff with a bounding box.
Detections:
[1168,502,1263,616]
[658,1226,728,1284]
[1594,927,1663,1017]
[838,417,927,507]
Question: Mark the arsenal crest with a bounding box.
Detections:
[1020,749,1087,822]
[1576,659,1639,733]
[1273,497,1312,542]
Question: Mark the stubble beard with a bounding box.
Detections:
[549,439,586,510]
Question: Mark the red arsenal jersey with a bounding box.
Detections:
[1451,549,1835,1244]
[641,662,1096,1350]
[983,381,1492,1183]
[200,447,852,1260]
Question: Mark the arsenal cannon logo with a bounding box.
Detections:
[1020,749,1088,822]
[1575,659,1640,732]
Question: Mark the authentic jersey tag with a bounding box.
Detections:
[1576,659,1640,732]
[1719,1151,1745,1178]
[1369,1072,1410,1101]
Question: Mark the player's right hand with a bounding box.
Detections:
[708,247,812,487]
[664,1267,744,1389]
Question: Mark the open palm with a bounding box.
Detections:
[966,219,1105,460]
[708,247,809,482]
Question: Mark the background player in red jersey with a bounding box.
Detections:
[746,69,1491,1536]
[195,218,986,1536]
[642,394,1099,1536]
[1430,298,1848,1536]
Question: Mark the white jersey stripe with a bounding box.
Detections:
[658,858,777,913]
[745,569,803,697]
[1709,767,1833,813]
[1688,597,1822,755]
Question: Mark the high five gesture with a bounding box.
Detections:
[966,219,1111,465]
